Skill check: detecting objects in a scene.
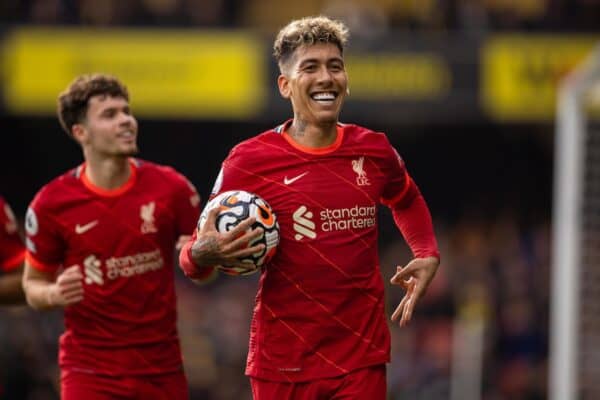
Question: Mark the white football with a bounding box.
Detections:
[198,190,279,276]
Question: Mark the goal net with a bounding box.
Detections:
[551,43,600,400]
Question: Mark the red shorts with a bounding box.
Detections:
[61,369,189,400]
[250,364,387,400]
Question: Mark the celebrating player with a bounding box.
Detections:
[22,74,201,399]
[0,196,25,304]
[180,16,440,399]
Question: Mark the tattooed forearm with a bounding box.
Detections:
[191,236,221,265]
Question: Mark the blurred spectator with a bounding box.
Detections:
[3,0,600,32]
[321,0,389,39]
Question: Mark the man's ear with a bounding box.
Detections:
[71,124,86,144]
[277,74,291,99]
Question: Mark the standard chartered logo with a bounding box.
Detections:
[293,204,377,241]
[293,206,316,241]
[81,249,164,285]
[84,255,103,285]
[320,205,376,231]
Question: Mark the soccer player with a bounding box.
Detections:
[21,74,206,399]
[180,16,440,399]
[0,196,25,304]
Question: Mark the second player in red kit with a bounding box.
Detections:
[23,74,201,400]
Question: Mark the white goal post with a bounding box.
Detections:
[551,43,600,400]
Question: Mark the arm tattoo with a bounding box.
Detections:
[194,236,219,254]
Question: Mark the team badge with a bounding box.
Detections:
[352,156,370,186]
[140,201,158,233]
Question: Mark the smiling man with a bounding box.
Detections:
[22,74,203,399]
[180,16,441,399]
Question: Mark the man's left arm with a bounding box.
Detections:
[387,179,440,327]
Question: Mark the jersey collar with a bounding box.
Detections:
[79,158,138,197]
[277,119,344,155]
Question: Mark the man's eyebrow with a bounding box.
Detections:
[298,56,344,67]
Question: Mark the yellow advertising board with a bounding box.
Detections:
[346,53,451,100]
[2,28,266,118]
[482,35,599,121]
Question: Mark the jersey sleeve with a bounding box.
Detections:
[178,229,217,281]
[0,198,25,272]
[377,136,440,260]
[210,144,259,196]
[379,139,417,208]
[24,196,66,273]
[170,171,201,236]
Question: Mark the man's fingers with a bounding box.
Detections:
[60,281,82,292]
[223,227,263,253]
[200,207,220,233]
[63,265,81,273]
[60,271,83,281]
[60,265,82,279]
[176,235,191,250]
[63,290,84,301]
[221,261,259,271]
[226,217,257,239]
[401,296,416,327]
[390,264,414,284]
[64,295,84,305]
[391,294,409,322]
[227,243,265,260]
[59,282,83,297]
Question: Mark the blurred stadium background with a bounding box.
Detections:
[1,0,599,399]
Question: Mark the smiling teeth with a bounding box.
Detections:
[312,93,335,100]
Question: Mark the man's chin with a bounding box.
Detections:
[316,114,339,125]
[118,147,139,157]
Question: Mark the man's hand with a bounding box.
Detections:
[176,235,191,251]
[190,207,265,272]
[47,265,84,307]
[390,256,439,327]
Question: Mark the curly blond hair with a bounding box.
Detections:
[273,15,349,72]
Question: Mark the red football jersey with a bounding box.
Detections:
[0,196,25,272]
[25,159,200,376]
[212,121,412,382]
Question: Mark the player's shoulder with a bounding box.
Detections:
[134,158,195,190]
[227,125,282,159]
[340,122,393,148]
[341,122,388,139]
[30,166,83,210]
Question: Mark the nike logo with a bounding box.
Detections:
[75,220,99,234]
[284,172,309,185]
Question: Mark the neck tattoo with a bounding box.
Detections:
[292,120,307,138]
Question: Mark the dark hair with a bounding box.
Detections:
[273,16,349,73]
[57,74,129,137]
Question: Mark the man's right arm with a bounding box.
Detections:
[179,208,265,279]
[22,262,83,310]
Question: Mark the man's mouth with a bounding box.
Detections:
[311,91,338,104]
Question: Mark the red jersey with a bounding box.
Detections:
[212,121,416,382]
[0,196,25,272]
[25,159,200,377]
